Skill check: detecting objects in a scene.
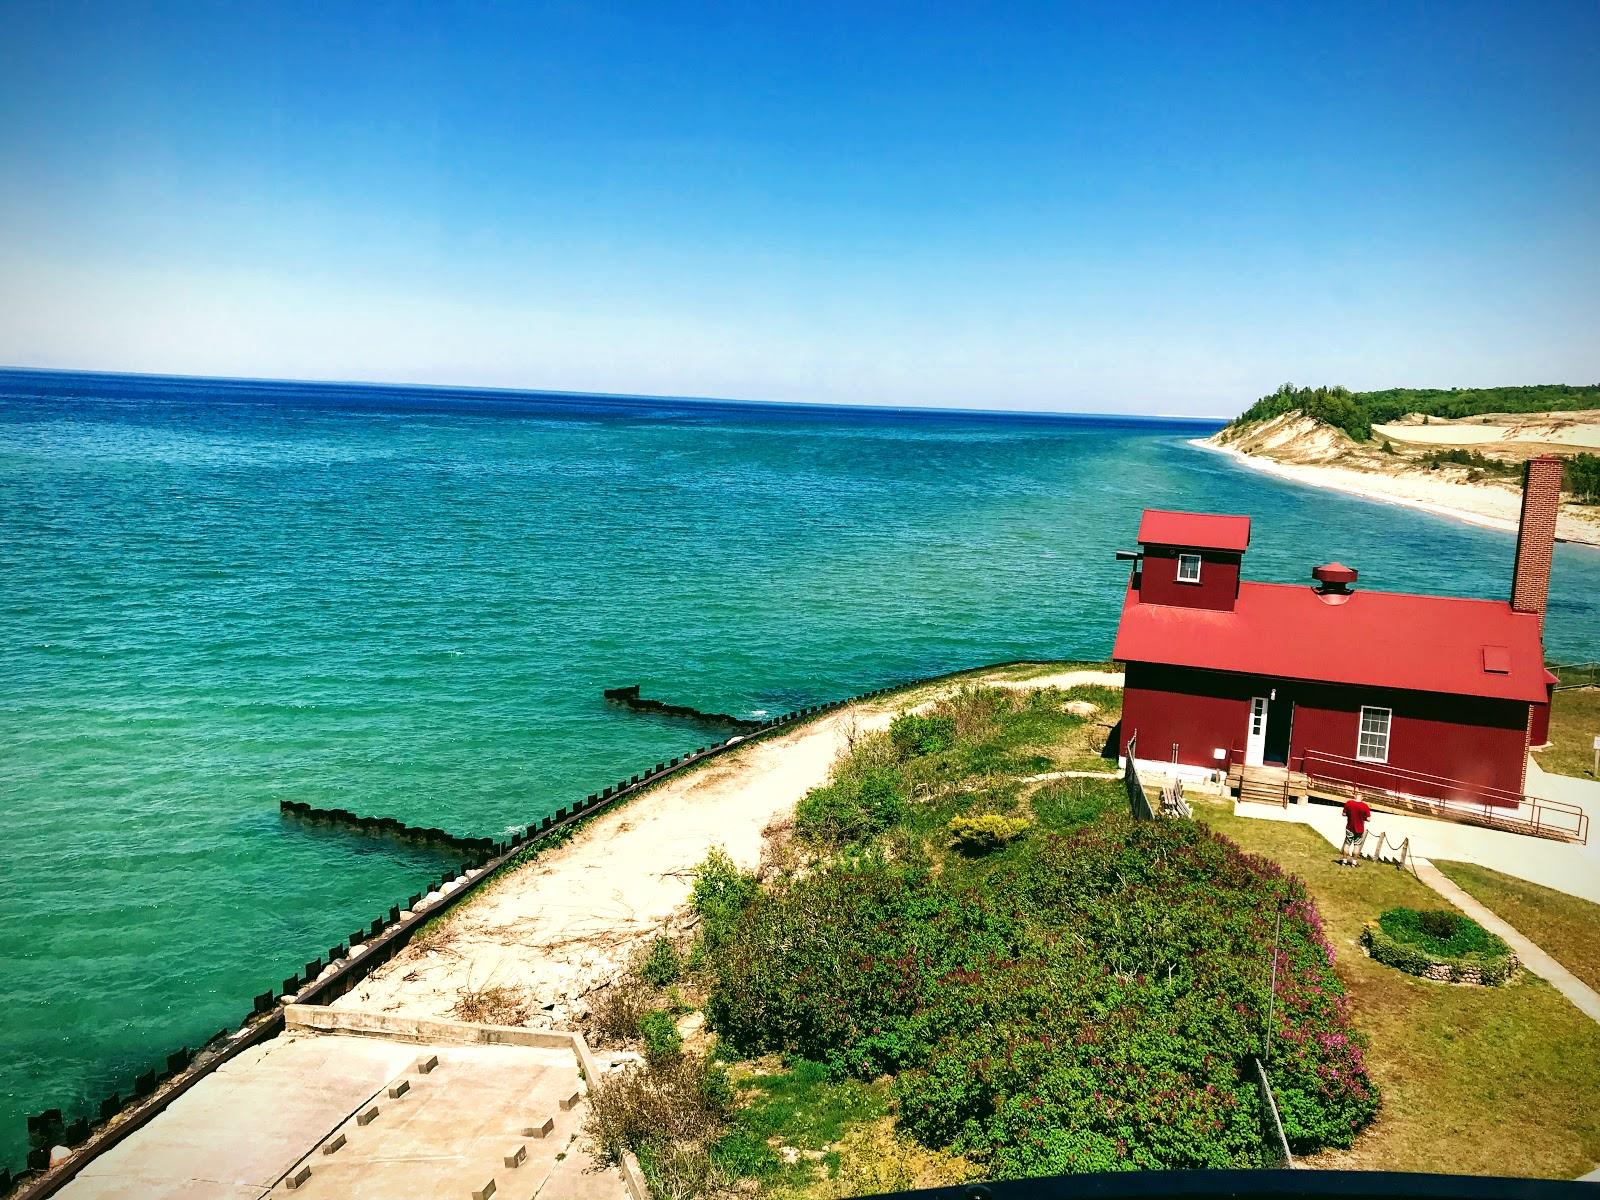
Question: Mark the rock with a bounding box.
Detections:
[50,1146,72,1167]
[675,1012,704,1039]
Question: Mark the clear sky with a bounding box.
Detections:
[1,2,1597,416]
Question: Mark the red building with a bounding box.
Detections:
[1112,457,1563,809]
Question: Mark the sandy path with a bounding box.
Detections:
[990,669,1123,691]
[335,668,1124,1027]
[334,706,887,1024]
[1195,439,1600,548]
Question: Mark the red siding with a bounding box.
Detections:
[1120,662,1252,766]
[1284,682,1528,805]
[1138,549,1241,611]
[1120,662,1531,807]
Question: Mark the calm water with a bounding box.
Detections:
[3,369,1598,1166]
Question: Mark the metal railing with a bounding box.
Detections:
[1549,660,1600,690]
[1251,1056,1295,1170]
[1299,749,1588,844]
[1124,732,1155,821]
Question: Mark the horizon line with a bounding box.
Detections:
[0,363,1234,424]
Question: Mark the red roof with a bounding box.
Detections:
[1137,509,1251,553]
[1113,579,1547,703]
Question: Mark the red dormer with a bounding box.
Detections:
[1133,508,1251,612]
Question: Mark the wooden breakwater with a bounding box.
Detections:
[603,684,763,730]
[278,801,495,856]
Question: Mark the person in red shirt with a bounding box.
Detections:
[1340,798,1372,866]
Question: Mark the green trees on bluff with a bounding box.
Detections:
[1228,382,1600,445]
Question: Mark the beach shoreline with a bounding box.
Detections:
[1192,438,1600,549]
[330,667,1125,1030]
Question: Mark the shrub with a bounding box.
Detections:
[690,848,760,952]
[794,764,907,846]
[639,934,682,986]
[891,713,956,757]
[1567,453,1598,503]
[591,972,653,1046]
[947,813,1031,853]
[705,816,1378,1169]
[1420,447,1517,475]
[640,1009,684,1063]
[451,983,533,1026]
[1379,907,1507,957]
[584,1051,732,1164]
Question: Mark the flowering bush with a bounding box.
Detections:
[704,815,1378,1172]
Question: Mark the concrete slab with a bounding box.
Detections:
[55,1017,622,1200]
[61,1036,418,1198]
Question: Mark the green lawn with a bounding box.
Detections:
[1433,860,1600,994]
[1533,686,1600,779]
[1193,800,1600,1179]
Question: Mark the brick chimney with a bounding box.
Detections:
[1510,455,1563,628]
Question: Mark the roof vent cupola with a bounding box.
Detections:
[1312,562,1358,604]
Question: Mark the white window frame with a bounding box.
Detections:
[1356,706,1391,763]
[1176,553,1202,584]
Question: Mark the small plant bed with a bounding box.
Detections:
[1362,907,1517,986]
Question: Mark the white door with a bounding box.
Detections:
[1245,696,1269,766]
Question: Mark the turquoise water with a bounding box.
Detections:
[2,369,1598,1167]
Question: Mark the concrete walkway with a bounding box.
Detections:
[1232,787,1600,905]
[1414,859,1600,1026]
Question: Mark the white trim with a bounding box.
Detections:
[1176,553,1203,583]
[1356,705,1391,763]
[1245,696,1268,766]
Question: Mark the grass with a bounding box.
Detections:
[1433,860,1600,994]
[705,1059,978,1194]
[1532,686,1600,779]
[1193,800,1600,1179]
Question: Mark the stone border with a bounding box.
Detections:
[1361,921,1520,986]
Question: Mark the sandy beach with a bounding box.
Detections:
[332,668,1123,1029]
[1195,438,1600,548]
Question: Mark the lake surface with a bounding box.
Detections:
[3,369,1597,1168]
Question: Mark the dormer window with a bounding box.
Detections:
[1177,553,1202,583]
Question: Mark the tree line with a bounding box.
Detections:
[1230,382,1600,444]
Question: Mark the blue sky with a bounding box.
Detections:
[1,2,1596,415]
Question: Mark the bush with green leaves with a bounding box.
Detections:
[891,713,957,757]
[793,764,907,846]
[639,1008,684,1063]
[948,813,1031,853]
[702,815,1377,1173]
[639,934,681,987]
[689,847,761,953]
[1566,453,1599,503]
[1362,907,1516,985]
